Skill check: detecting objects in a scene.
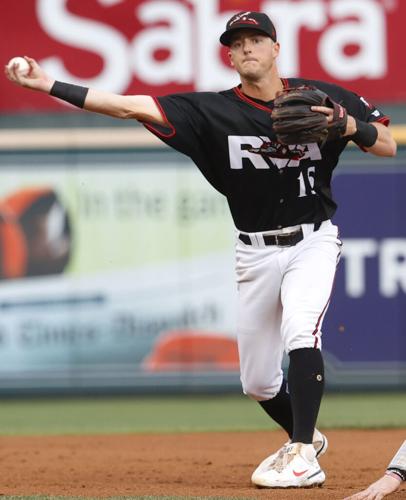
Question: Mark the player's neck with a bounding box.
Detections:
[240,75,283,102]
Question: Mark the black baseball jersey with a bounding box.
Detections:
[144,78,389,232]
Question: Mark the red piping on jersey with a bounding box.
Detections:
[280,78,289,89]
[142,96,176,138]
[376,116,390,127]
[233,79,289,113]
[312,248,341,348]
[233,86,273,113]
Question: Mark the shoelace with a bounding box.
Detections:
[265,439,319,473]
[273,445,297,473]
[264,443,288,472]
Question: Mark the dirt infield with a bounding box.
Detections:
[1,429,405,499]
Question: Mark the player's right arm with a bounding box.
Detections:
[4,56,164,125]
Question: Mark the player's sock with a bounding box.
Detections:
[258,379,293,438]
[288,347,324,444]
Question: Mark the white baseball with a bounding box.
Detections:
[7,56,30,76]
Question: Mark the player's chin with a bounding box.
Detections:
[241,69,263,82]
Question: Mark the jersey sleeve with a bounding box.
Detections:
[340,88,390,126]
[321,82,391,152]
[387,440,406,481]
[142,93,206,158]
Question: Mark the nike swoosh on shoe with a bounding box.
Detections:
[293,469,309,477]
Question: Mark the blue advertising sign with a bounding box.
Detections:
[323,166,406,381]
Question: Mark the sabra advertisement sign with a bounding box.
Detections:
[1,0,404,112]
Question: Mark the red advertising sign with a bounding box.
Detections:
[1,0,405,112]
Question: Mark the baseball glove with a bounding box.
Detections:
[271,86,348,145]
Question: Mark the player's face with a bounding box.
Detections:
[228,30,279,81]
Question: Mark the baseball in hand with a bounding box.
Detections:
[7,56,30,76]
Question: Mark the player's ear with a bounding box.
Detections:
[272,42,280,59]
[228,51,235,67]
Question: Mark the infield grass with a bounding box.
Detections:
[0,392,404,435]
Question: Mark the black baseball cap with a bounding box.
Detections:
[220,11,277,46]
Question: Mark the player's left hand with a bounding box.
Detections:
[343,474,402,500]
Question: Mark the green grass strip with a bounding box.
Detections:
[0,392,404,436]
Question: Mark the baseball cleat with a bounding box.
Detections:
[251,442,288,484]
[251,428,327,485]
[252,442,326,488]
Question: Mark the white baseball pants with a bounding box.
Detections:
[235,220,341,401]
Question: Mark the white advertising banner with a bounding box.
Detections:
[0,159,239,390]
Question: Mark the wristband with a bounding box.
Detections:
[386,469,406,482]
[351,118,378,148]
[50,81,89,108]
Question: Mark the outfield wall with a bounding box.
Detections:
[0,146,404,393]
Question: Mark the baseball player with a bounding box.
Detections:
[5,11,397,489]
[344,440,406,499]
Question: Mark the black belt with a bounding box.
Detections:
[239,222,322,247]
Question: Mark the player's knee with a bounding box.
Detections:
[242,380,281,401]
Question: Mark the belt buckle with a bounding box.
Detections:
[275,234,288,246]
[275,230,299,247]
